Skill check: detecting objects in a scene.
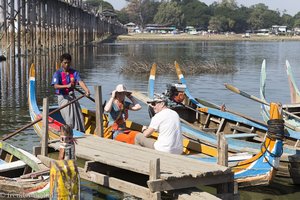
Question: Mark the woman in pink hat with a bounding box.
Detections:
[104,84,141,144]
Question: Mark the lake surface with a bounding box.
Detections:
[1,40,300,199]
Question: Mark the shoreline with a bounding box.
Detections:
[117,33,300,42]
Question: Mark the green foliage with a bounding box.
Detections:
[154,2,183,26]
[181,0,210,28]
[85,0,113,12]
[119,0,298,33]
[247,3,281,30]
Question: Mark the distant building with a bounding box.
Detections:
[256,29,269,36]
[293,27,300,35]
[271,25,287,35]
[124,22,137,33]
[145,24,176,34]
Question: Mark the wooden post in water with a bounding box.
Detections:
[95,86,104,137]
[59,124,75,160]
[217,132,228,167]
[41,98,49,156]
[149,158,161,200]
[49,160,79,200]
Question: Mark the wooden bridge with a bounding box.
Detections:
[37,135,235,200]
[0,0,126,65]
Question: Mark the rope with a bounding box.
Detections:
[229,119,285,170]
[266,119,285,140]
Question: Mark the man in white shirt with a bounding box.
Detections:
[135,97,183,154]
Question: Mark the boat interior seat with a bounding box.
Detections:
[0,160,26,173]
[172,106,197,123]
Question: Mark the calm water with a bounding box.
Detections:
[1,40,300,199]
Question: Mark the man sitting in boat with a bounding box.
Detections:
[104,84,142,144]
[135,96,183,154]
[165,83,197,123]
[166,83,186,105]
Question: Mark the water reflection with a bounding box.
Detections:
[1,40,300,199]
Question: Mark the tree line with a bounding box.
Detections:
[85,0,300,33]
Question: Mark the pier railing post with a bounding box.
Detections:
[149,158,161,200]
[59,124,75,160]
[95,85,104,137]
[41,97,49,156]
[217,132,228,167]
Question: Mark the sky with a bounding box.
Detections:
[106,0,299,16]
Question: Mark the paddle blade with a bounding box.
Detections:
[30,63,35,77]
[174,61,186,85]
[269,102,282,120]
[148,63,157,99]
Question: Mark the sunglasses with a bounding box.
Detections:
[150,101,162,106]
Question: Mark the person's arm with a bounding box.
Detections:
[142,126,155,138]
[127,94,141,111]
[78,80,90,96]
[54,83,72,89]
[104,90,116,113]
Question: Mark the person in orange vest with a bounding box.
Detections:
[51,53,90,132]
[104,84,142,144]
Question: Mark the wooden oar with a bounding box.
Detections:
[74,87,95,102]
[225,83,300,121]
[1,94,85,141]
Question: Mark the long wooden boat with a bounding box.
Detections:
[137,61,300,184]
[260,59,300,148]
[29,64,289,187]
[0,141,49,198]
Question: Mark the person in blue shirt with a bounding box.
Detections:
[51,53,90,132]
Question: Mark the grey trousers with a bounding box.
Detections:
[57,94,85,132]
[135,133,155,149]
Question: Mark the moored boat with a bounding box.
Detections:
[142,61,300,184]
[260,59,300,148]
[29,63,289,187]
[0,141,49,199]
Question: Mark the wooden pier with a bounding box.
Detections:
[37,135,235,200]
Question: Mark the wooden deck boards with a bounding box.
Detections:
[48,135,234,199]
[50,135,230,178]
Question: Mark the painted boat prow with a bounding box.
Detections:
[28,64,86,140]
[286,60,300,103]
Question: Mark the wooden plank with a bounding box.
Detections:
[79,137,228,174]
[149,159,161,200]
[225,133,257,139]
[147,173,233,192]
[230,125,253,133]
[0,160,26,172]
[94,86,104,137]
[41,98,49,156]
[48,137,231,182]
[176,188,221,200]
[78,168,153,200]
[61,136,229,174]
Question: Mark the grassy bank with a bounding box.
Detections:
[117,33,300,42]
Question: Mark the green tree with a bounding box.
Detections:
[247,3,281,30]
[84,0,113,13]
[208,0,238,32]
[181,0,210,28]
[116,9,130,24]
[293,12,300,27]
[125,0,159,28]
[154,1,183,26]
[208,16,228,32]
